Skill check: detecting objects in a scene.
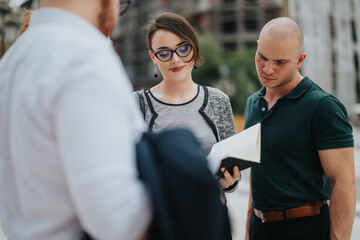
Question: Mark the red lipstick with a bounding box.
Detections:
[170,66,185,72]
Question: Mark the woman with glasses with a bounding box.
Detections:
[133,13,240,191]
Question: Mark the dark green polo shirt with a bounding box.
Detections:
[244,77,354,211]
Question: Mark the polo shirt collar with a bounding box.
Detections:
[285,77,313,99]
[257,77,313,99]
[257,86,266,97]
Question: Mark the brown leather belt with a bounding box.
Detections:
[254,201,325,223]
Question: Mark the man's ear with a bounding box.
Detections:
[296,53,307,69]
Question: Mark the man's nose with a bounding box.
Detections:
[263,61,275,74]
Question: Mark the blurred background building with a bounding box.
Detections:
[287,0,360,122]
[112,0,282,89]
[0,0,21,58]
[2,0,360,121]
[1,1,360,240]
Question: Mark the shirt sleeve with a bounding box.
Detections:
[53,53,151,240]
[312,95,354,150]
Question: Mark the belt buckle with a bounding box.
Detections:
[260,212,267,223]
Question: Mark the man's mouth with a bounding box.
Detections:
[262,75,275,81]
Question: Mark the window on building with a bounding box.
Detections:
[354,52,359,72]
[354,52,360,103]
[351,20,357,43]
[244,20,257,31]
[329,15,336,39]
[331,49,338,95]
[356,76,360,103]
[244,11,258,32]
[245,41,257,48]
[332,49,337,66]
[223,42,237,51]
[265,9,280,21]
[222,10,236,21]
[332,69,337,96]
[222,21,237,34]
[245,0,257,4]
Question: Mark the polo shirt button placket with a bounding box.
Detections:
[259,97,268,118]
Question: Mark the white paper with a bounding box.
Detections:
[207,123,261,173]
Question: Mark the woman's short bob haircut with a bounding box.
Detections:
[146,12,204,67]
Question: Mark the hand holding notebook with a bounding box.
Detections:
[208,123,261,177]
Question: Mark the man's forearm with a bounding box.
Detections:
[329,181,356,240]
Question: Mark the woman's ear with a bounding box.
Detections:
[149,50,156,64]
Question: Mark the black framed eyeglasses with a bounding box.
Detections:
[153,44,193,62]
[120,0,131,16]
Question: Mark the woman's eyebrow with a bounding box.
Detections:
[155,41,187,51]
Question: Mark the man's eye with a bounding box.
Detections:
[259,55,266,60]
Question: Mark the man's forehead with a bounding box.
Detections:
[259,18,303,54]
[257,50,292,62]
[257,35,300,60]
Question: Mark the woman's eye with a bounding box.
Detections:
[158,51,170,57]
[179,45,189,53]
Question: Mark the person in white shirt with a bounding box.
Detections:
[0,0,151,239]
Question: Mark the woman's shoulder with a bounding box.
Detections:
[203,85,230,101]
[131,89,146,97]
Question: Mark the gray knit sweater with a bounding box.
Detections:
[132,85,236,142]
[132,85,238,192]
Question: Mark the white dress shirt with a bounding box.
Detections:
[0,8,151,240]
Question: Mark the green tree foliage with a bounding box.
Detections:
[194,32,261,114]
[226,47,262,114]
[192,33,222,86]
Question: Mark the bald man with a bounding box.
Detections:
[0,1,151,239]
[244,17,355,240]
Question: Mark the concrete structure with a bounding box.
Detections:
[287,0,360,123]
[19,0,38,9]
[113,0,360,118]
[112,0,282,89]
[0,0,21,58]
[216,0,281,50]
[7,0,360,118]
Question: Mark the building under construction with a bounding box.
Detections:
[112,0,282,88]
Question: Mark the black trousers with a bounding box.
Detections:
[249,204,330,240]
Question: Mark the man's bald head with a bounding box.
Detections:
[259,17,304,55]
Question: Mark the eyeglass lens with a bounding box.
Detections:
[155,44,192,62]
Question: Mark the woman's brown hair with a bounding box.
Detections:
[146,13,204,67]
